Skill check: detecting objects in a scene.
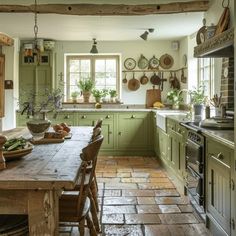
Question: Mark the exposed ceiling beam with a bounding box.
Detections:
[0,33,14,46]
[0,1,209,16]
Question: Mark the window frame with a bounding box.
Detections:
[65,54,121,101]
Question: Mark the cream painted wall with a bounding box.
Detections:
[55,40,186,105]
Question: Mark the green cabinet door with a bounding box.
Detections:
[49,112,75,126]
[117,113,148,150]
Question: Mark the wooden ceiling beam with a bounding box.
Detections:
[0,1,209,16]
[0,33,14,46]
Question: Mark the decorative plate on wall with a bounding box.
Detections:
[148,56,159,69]
[138,54,149,69]
[124,58,136,70]
[159,54,174,69]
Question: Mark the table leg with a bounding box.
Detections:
[28,190,59,236]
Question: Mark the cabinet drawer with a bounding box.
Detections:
[119,113,147,120]
[207,140,232,167]
[77,113,114,121]
[50,112,74,126]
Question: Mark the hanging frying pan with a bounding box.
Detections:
[140,73,149,85]
[128,73,140,91]
[150,73,161,86]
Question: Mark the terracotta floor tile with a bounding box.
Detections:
[155,196,190,205]
[117,168,133,172]
[96,172,103,177]
[158,204,181,213]
[104,225,143,236]
[131,172,150,178]
[103,172,117,178]
[150,172,167,177]
[117,172,131,177]
[104,197,137,205]
[97,177,121,183]
[102,214,124,224]
[149,177,171,183]
[136,205,161,213]
[104,190,121,197]
[144,225,171,236]
[154,189,180,197]
[105,183,138,189]
[125,213,161,224]
[159,213,199,224]
[137,197,156,204]
[138,182,175,189]
[178,204,194,213]
[122,189,155,197]
[103,205,136,214]
[121,177,148,183]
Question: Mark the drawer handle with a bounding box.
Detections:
[64,115,70,119]
[106,115,111,119]
[131,115,136,119]
[81,115,86,119]
[217,152,224,160]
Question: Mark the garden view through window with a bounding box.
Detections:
[65,55,120,101]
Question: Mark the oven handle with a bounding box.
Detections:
[180,122,201,133]
[187,166,201,179]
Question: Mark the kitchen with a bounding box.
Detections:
[0,0,235,235]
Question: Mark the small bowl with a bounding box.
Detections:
[27,119,51,140]
[43,41,55,50]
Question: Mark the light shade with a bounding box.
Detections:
[140,31,149,40]
[90,38,98,54]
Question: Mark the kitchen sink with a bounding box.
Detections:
[156,110,187,132]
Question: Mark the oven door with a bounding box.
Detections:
[186,166,204,206]
[186,139,203,173]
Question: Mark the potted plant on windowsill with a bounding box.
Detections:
[91,89,104,103]
[189,86,207,116]
[109,89,117,103]
[77,79,94,103]
[167,89,183,110]
[71,91,79,103]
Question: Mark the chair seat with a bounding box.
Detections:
[59,191,90,222]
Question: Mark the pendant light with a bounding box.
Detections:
[140,28,155,41]
[90,38,98,54]
[33,0,40,64]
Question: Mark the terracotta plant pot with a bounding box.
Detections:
[82,92,91,103]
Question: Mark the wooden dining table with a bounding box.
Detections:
[0,126,93,235]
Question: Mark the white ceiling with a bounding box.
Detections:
[0,1,205,41]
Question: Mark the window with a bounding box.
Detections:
[198,58,214,97]
[65,55,120,101]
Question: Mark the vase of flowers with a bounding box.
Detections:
[77,79,94,103]
[167,89,183,110]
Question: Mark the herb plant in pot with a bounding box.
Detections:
[71,91,79,103]
[167,89,183,110]
[92,89,104,103]
[109,89,117,103]
[189,86,206,117]
[77,79,94,103]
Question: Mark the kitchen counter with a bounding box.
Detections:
[60,108,153,112]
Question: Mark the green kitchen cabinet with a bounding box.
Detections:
[117,112,148,150]
[158,127,169,162]
[206,139,234,236]
[49,112,75,126]
[75,113,114,150]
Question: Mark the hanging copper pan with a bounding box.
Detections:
[128,73,140,91]
[150,73,161,86]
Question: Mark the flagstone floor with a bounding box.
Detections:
[60,156,211,236]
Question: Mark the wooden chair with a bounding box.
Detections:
[59,135,104,236]
[93,119,103,130]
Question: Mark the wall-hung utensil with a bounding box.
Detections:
[150,73,161,86]
[159,54,174,69]
[138,54,149,69]
[122,73,128,84]
[140,73,149,85]
[146,85,162,108]
[180,69,187,83]
[148,55,159,69]
[160,72,164,91]
[169,72,174,87]
[128,73,140,91]
[171,72,180,89]
[124,58,136,70]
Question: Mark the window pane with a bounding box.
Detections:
[95,60,105,72]
[81,60,90,72]
[106,59,116,72]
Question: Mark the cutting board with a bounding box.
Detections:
[146,87,161,108]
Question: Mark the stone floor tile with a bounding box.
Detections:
[117,168,133,172]
[149,177,171,183]
[158,204,181,213]
[125,213,161,224]
[96,172,103,177]
[144,225,171,236]
[97,177,121,183]
[121,177,148,183]
[136,205,161,213]
[122,189,155,197]
[137,197,156,204]
[98,189,104,197]
[150,172,167,177]
[131,172,150,178]
[178,204,194,213]
[104,225,143,236]
[103,172,117,178]
[154,189,180,197]
[138,182,175,189]
[104,197,137,205]
[117,172,131,177]
[98,183,104,189]
[102,214,124,224]
[187,223,211,235]
[103,205,136,214]
[155,196,190,205]
[104,190,121,197]
[159,213,199,224]
[105,183,138,189]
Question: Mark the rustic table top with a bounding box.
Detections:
[0,126,93,190]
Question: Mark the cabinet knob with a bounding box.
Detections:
[217,152,224,160]
[81,115,86,119]
[109,131,112,135]
[64,115,70,119]
[131,115,136,119]
[118,132,122,136]
[106,115,111,119]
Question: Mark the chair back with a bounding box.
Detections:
[93,119,103,130]
[76,135,103,217]
[90,127,102,142]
